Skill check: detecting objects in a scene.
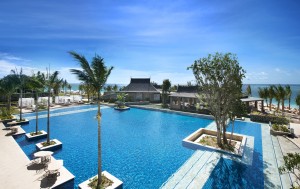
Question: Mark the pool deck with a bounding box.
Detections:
[161,119,297,189]
[0,122,74,189]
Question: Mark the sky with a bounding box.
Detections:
[0,0,300,85]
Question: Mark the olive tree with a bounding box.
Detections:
[188,52,245,147]
[279,153,300,187]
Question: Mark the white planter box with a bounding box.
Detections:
[7,119,29,126]
[182,128,247,157]
[25,130,47,140]
[79,171,123,189]
[36,139,62,151]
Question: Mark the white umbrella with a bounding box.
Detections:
[34,151,53,158]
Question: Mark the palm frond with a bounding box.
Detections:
[69,51,94,79]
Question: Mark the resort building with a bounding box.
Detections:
[120,78,161,102]
[169,85,200,111]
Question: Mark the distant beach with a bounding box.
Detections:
[242,84,300,108]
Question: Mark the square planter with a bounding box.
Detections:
[0,116,17,123]
[25,130,47,141]
[7,119,29,126]
[182,128,247,157]
[79,171,123,189]
[36,139,62,151]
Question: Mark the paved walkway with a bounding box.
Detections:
[0,122,74,189]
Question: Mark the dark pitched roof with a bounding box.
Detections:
[177,85,198,93]
[121,78,159,92]
[153,84,162,89]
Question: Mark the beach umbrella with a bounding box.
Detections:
[33,150,53,158]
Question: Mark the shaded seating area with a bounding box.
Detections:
[240,96,265,113]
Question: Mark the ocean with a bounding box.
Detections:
[242,84,300,109]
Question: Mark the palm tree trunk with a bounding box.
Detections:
[35,92,39,134]
[97,91,102,188]
[282,99,284,112]
[47,88,50,143]
[19,89,23,120]
[7,95,11,113]
[269,98,272,110]
[289,98,291,110]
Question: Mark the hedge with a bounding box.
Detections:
[250,113,289,125]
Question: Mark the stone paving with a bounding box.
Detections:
[0,122,74,189]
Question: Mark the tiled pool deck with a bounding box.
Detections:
[161,119,292,189]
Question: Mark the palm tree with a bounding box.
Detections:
[68,84,72,95]
[263,87,269,106]
[69,51,113,188]
[296,93,300,115]
[30,71,46,134]
[275,85,286,112]
[285,85,292,110]
[63,79,68,95]
[268,85,275,110]
[246,85,252,96]
[162,79,171,108]
[45,70,61,144]
[11,68,32,121]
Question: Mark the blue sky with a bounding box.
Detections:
[0,0,299,84]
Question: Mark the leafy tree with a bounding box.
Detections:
[170,85,178,92]
[162,79,171,108]
[189,52,245,147]
[296,93,300,115]
[70,51,113,188]
[246,85,252,96]
[285,85,292,110]
[279,153,300,187]
[0,74,19,113]
[229,99,246,144]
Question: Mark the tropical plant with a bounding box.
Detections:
[162,79,171,108]
[62,79,68,95]
[11,68,32,121]
[105,85,113,92]
[112,84,118,92]
[279,153,300,187]
[68,84,72,94]
[188,52,245,147]
[296,93,300,115]
[268,85,275,110]
[246,85,252,96]
[30,71,46,134]
[44,70,61,144]
[285,85,292,110]
[70,51,113,188]
[275,85,286,112]
[0,74,18,113]
[116,93,127,108]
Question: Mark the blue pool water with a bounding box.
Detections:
[14,106,213,188]
[22,104,95,117]
[203,121,263,189]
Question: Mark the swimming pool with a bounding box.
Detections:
[14,106,213,188]
[203,121,263,189]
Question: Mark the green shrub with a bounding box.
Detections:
[250,113,289,124]
[272,124,289,132]
[0,107,13,120]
